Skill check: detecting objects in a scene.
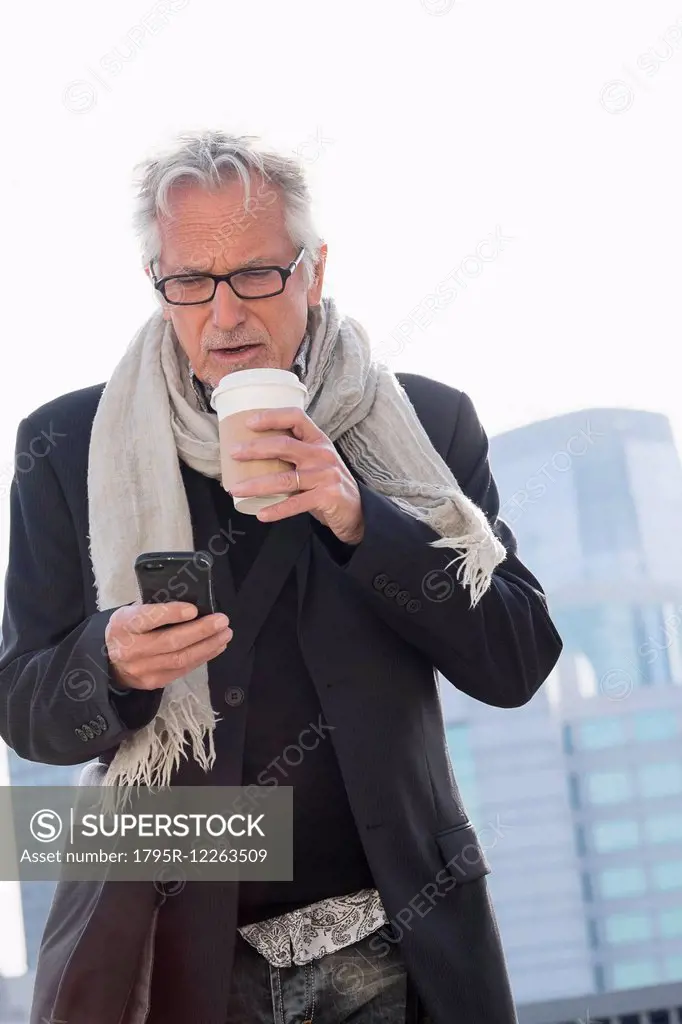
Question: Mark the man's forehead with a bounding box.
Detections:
[159,251,282,274]
[157,181,287,271]
[161,178,281,228]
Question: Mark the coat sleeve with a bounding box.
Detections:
[340,391,563,708]
[0,415,162,766]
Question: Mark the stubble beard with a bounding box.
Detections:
[200,328,275,391]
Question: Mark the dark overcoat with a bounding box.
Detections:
[0,371,562,1024]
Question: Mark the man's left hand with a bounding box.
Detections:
[228,408,365,545]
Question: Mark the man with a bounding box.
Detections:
[0,130,562,1024]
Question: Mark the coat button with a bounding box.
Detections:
[384,582,399,599]
[82,724,95,740]
[395,590,410,606]
[406,599,422,614]
[225,687,245,706]
[88,719,102,736]
[74,727,88,742]
[94,714,108,732]
[372,573,389,591]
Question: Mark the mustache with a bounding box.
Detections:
[204,329,268,351]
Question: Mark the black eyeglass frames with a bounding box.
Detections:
[150,247,306,305]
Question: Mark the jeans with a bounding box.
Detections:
[224,931,431,1024]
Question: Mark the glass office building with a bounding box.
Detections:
[440,409,682,1006]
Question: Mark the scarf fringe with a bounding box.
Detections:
[389,493,507,608]
[428,535,504,607]
[100,692,219,813]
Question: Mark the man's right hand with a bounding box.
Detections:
[105,602,233,692]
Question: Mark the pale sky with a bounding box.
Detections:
[1,0,681,978]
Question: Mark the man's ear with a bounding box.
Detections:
[145,263,171,320]
[307,243,327,306]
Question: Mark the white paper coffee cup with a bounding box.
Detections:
[210,368,308,515]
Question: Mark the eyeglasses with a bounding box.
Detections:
[150,247,306,306]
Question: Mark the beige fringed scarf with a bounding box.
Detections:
[89,295,506,797]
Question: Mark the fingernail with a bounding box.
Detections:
[182,606,197,619]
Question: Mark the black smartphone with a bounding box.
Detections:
[134,551,217,622]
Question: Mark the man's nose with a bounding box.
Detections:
[211,281,247,329]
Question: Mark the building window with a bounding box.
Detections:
[574,444,642,559]
[562,723,574,754]
[665,955,682,980]
[555,604,647,698]
[652,861,682,891]
[611,959,658,989]
[600,866,647,898]
[586,918,599,948]
[587,771,632,805]
[575,825,588,855]
[593,819,639,852]
[579,717,626,749]
[581,872,594,902]
[634,710,678,742]
[569,772,581,809]
[638,762,682,799]
[592,963,606,993]
[645,813,682,844]
[446,723,473,762]
[604,912,652,944]
[660,908,682,937]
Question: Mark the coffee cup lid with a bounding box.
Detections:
[209,368,307,410]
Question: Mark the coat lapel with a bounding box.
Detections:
[220,511,312,672]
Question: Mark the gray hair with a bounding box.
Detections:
[132,130,324,287]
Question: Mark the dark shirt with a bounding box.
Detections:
[208,480,375,926]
